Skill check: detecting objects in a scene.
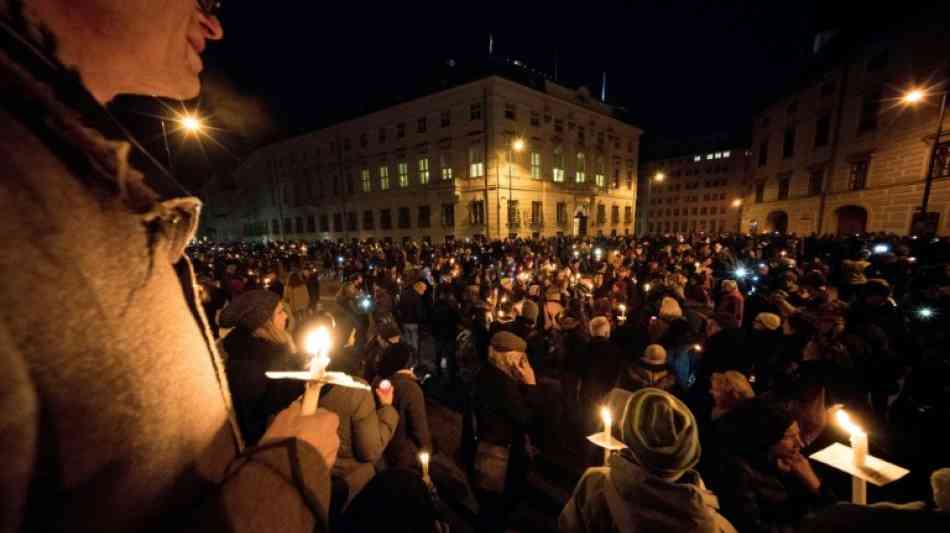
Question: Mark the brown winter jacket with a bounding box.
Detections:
[0,7,331,532]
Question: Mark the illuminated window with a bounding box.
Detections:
[379,165,390,190]
[706,153,714,160]
[361,168,371,192]
[723,150,731,158]
[576,152,586,183]
[398,162,409,187]
[595,156,605,187]
[553,146,565,182]
[715,152,722,159]
[530,151,541,179]
[469,145,484,177]
[694,155,701,162]
[440,153,452,180]
[418,157,430,185]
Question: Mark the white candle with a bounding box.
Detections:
[301,327,332,415]
[601,406,612,466]
[835,410,867,467]
[419,451,431,484]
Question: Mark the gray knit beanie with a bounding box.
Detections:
[219,289,280,331]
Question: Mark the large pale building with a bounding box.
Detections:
[740,25,950,236]
[206,69,642,242]
[637,147,752,235]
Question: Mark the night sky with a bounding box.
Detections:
[111,1,926,191]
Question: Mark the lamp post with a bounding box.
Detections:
[505,138,526,235]
[645,172,664,234]
[902,87,947,234]
[731,198,743,233]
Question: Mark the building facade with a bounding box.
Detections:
[636,148,752,235]
[205,75,641,242]
[741,29,950,236]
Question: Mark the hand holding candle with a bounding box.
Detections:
[601,406,613,465]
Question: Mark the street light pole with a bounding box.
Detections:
[645,172,664,235]
[919,91,947,218]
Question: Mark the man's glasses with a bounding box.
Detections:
[197,0,222,17]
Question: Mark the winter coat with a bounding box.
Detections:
[380,371,432,470]
[559,454,734,533]
[0,10,334,533]
[397,288,426,324]
[617,363,682,397]
[474,363,544,448]
[222,328,305,445]
[319,382,399,498]
[717,290,745,326]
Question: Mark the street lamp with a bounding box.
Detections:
[160,111,207,172]
[901,86,947,234]
[731,198,743,233]
[644,172,665,234]
[502,138,527,236]
[179,113,205,134]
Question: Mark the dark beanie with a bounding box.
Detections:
[728,399,794,456]
[377,343,413,379]
[490,331,527,352]
[219,289,280,330]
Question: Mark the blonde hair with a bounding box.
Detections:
[487,347,526,381]
[711,371,754,410]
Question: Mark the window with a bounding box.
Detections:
[378,127,386,144]
[723,150,731,158]
[507,199,520,227]
[440,153,453,180]
[398,207,410,229]
[814,115,831,148]
[530,111,540,127]
[469,145,484,177]
[778,175,790,200]
[283,218,292,234]
[758,138,769,167]
[575,152,586,183]
[361,168,371,192]
[470,103,481,121]
[295,216,303,233]
[379,165,390,190]
[611,205,620,224]
[441,203,455,227]
[418,206,431,228]
[597,204,606,224]
[755,182,765,203]
[624,206,632,223]
[307,215,316,233]
[470,200,485,225]
[859,87,881,133]
[271,219,279,233]
[693,155,701,162]
[363,210,374,230]
[440,110,451,127]
[417,117,427,133]
[613,166,620,188]
[783,127,796,158]
[332,213,342,232]
[380,209,392,230]
[553,146,565,182]
[396,122,405,138]
[530,151,541,179]
[319,215,329,232]
[398,161,409,188]
[808,168,824,195]
[504,103,516,120]
[700,207,707,215]
[595,156,605,187]
[557,202,568,225]
[531,201,543,225]
[359,133,368,148]
[933,141,950,178]
[849,159,869,191]
[343,138,351,152]
[418,158,430,185]
[346,212,357,231]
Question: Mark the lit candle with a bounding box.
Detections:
[692,343,703,352]
[301,327,331,415]
[419,451,431,484]
[836,410,868,467]
[643,283,652,292]
[601,406,613,465]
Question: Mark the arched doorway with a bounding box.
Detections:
[835,205,868,236]
[766,210,789,234]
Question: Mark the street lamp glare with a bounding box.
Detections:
[903,89,925,104]
[654,172,665,182]
[179,114,204,133]
[512,138,526,152]
[731,199,743,208]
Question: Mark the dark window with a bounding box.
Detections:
[530,111,540,127]
[359,133,367,148]
[531,201,543,225]
[858,87,882,133]
[346,173,355,195]
[333,213,342,232]
[271,219,279,233]
[504,103,516,120]
[441,110,451,127]
[933,141,950,178]
[417,117,427,133]
[295,216,304,233]
[814,115,831,147]
[758,138,769,167]
[786,100,799,115]
[441,203,455,227]
[849,159,869,190]
[778,175,790,200]
[418,205,431,228]
[597,204,606,223]
[283,218,292,234]
[346,212,357,231]
[378,127,386,143]
[554,118,563,133]
[380,209,392,229]
[306,215,316,233]
[363,210,374,230]
[343,138,351,152]
[783,127,796,158]
[557,202,568,224]
[470,103,481,121]
[320,215,329,232]
[396,123,405,138]
[398,207,411,229]
[611,205,620,224]
[624,206,632,223]
[470,201,485,224]
[700,207,707,215]
[507,200,520,227]
[755,182,765,203]
[809,168,824,196]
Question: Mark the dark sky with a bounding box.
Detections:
[115,1,926,189]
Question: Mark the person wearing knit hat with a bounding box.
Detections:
[617,344,681,396]
[717,278,745,326]
[520,299,540,325]
[753,312,782,331]
[658,296,684,320]
[559,387,734,533]
[713,399,830,533]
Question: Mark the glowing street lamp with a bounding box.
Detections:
[512,138,526,152]
[901,86,948,232]
[902,89,925,104]
[653,172,665,182]
[179,113,205,134]
[731,198,743,208]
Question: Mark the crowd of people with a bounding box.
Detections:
[189,232,950,532]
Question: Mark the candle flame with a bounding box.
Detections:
[835,410,865,436]
[418,451,430,466]
[600,406,612,428]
